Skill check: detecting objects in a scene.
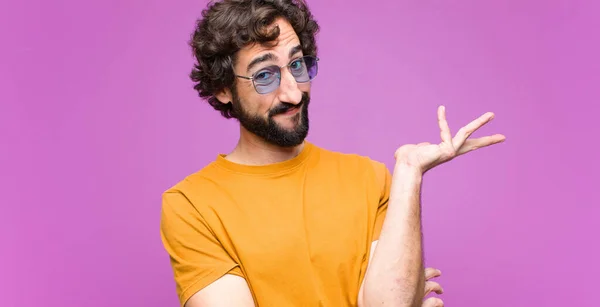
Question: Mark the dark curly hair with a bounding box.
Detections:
[189,0,320,118]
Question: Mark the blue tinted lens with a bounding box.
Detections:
[293,56,318,83]
[253,66,280,94]
[251,56,319,94]
[306,56,318,80]
[290,58,309,81]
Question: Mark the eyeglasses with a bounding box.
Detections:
[235,55,319,94]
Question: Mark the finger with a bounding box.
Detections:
[425,267,441,280]
[422,297,444,307]
[437,106,453,145]
[424,281,444,296]
[452,111,495,149]
[456,134,506,156]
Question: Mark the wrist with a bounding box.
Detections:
[394,161,424,178]
[391,163,423,192]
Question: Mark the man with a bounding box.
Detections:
[160,0,505,306]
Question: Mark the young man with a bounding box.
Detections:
[159,1,505,306]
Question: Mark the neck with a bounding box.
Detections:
[225,126,304,165]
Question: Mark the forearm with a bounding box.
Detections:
[361,164,425,307]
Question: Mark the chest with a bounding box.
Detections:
[212,172,380,276]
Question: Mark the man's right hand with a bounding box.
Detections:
[422,267,444,307]
[423,296,444,307]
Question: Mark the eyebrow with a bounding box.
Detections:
[288,45,303,59]
[245,44,304,74]
[246,53,276,74]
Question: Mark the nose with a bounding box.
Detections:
[276,69,302,105]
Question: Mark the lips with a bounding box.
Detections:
[283,106,300,115]
[273,104,301,116]
[270,93,309,116]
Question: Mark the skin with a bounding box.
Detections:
[215,18,309,166]
[188,17,506,307]
[362,106,504,307]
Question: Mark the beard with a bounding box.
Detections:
[231,90,310,148]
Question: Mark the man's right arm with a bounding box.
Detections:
[184,274,255,307]
[160,190,255,307]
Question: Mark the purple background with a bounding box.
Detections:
[1,0,598,306]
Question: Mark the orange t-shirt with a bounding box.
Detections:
[160,141,391,306]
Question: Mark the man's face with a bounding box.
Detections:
[224,18,311,147]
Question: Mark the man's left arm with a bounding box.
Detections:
[357,106,505,307]
[358,240,444,307]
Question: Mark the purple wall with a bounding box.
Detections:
[1,0,598,306]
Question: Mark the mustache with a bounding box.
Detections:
[269,93,310,116]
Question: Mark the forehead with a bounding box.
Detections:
[235,18,301,67]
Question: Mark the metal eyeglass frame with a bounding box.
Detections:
[234,55,319,94]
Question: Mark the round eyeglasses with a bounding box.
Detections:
[235,55,319,94]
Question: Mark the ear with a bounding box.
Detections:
[215,88,233,104]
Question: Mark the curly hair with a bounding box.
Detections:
[189,0,320,118]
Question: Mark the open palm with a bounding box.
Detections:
[395,106,506,173]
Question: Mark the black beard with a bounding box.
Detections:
[231,92,310,148]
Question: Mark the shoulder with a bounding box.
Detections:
[161,162,225,213]
[311,142,391,180]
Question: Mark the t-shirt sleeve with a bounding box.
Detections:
[371,161,392,241]
[160,190,243,306]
